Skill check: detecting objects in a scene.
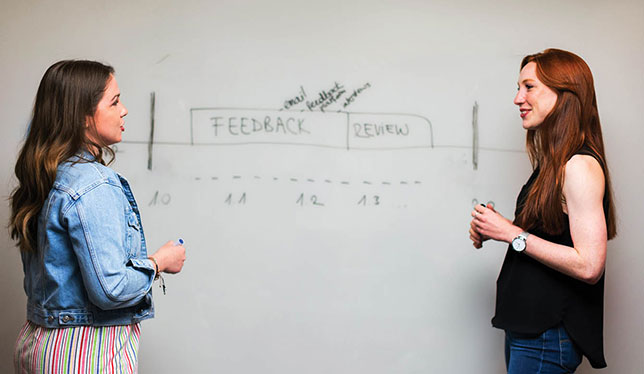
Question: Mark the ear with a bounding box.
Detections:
[84,116,97,144]
[85,114,96,129]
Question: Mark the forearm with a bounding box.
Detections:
[471,205,606,285]
[522,233,606,284]
[84,263,155,310]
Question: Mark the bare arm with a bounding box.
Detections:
[469,155,607,284]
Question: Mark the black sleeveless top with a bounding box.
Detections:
[492,150,607,369]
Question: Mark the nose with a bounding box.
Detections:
[121,103,128,118]
[513,89,524,106]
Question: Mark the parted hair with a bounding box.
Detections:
[9,60,115,253]
[514,49,616,239]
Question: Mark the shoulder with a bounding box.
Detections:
[565,154,604,183]
[54,159,120,198]
[563,154,605,202]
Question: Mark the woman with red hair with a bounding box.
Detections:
[469,49,616,372]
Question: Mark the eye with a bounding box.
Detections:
[526,84,534,90]
[111,98,119,106]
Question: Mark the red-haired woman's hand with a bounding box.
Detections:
[471,204,522,244]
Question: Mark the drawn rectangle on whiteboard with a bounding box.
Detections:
[348,112,433,150]
[190,108,346,148]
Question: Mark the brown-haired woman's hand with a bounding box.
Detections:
[150,241,186,274]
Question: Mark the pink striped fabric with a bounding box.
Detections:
[13,321,140,374]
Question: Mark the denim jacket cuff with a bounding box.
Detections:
[129,258,156,275]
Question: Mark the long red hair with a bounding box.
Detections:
[514,49,616,239]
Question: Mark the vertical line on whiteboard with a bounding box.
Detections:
[345,112,350,150]
[472,101,479,170]
[428,118,435,148]
[147,92,156,170]
[190,109,194,146]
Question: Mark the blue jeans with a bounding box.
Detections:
[505,325,582,373]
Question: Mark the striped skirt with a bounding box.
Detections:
[13,320,141,374]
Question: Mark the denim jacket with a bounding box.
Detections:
[21,154,156,327]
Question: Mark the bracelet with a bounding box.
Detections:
[148,256,160,280]
[148,256,166,295]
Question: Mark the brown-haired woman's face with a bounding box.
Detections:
[87,75,128,146]
[513,62,557,130]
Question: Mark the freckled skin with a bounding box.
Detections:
[514,62,558,130]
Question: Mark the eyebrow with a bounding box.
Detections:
[518,78,536,85]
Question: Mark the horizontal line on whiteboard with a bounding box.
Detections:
[433,144,526,153]
[120,140,524,153]
[119,140,433,150]
[196,176,422,186]
[121,140,346,149]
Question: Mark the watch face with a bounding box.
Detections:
[512,238,526,251]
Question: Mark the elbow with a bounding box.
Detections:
[89,289,147,311]
[573,247,606,285]
[88,292,123,310]
[580,267,605,285]
[88,274,148,310]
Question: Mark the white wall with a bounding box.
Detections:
[1,1,642,372]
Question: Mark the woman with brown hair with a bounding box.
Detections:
[469,49,616,372]
[10,60,186,373]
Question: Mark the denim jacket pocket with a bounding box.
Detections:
[126,210,142,258]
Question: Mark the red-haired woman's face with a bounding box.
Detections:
[514,62,557,130]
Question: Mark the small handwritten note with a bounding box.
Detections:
[281,82,371,112]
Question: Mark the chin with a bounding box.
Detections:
[522,121,540,130]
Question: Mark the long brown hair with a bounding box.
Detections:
[9,60,115,252]
[514,49,616,239]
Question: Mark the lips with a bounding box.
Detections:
[520,108,531,119]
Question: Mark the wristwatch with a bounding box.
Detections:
[511,231,530,252]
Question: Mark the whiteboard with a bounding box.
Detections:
[1,1,643,373]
